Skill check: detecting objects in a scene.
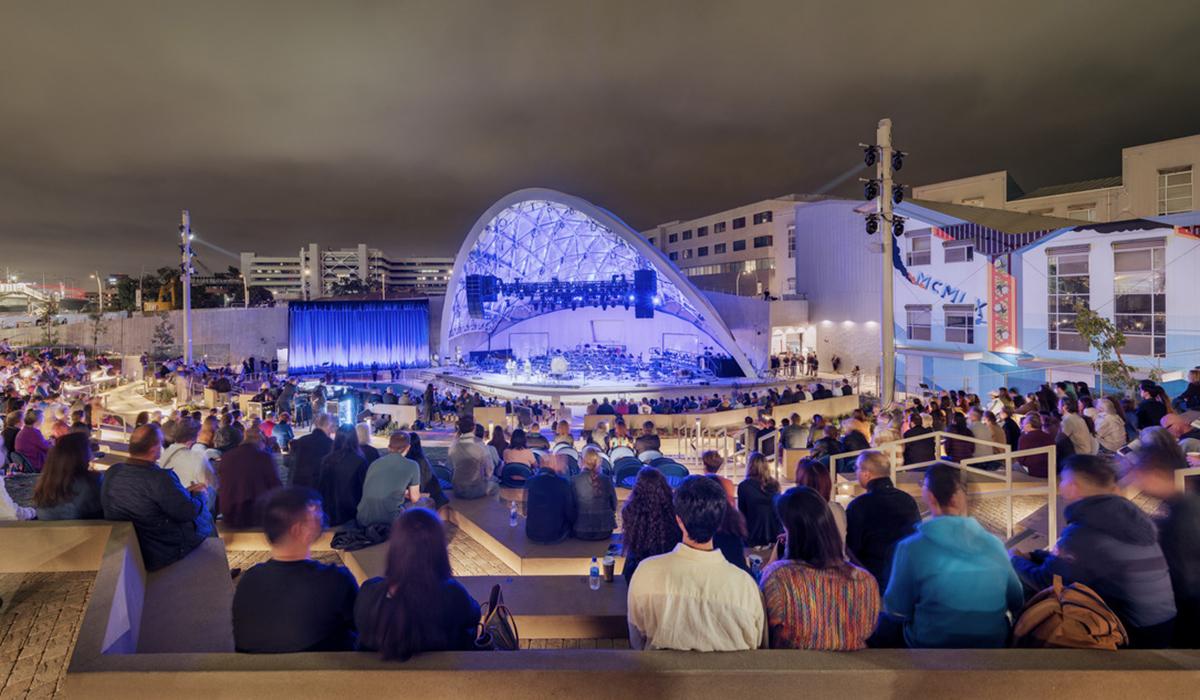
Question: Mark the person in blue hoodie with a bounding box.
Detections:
[884,463,1024,648]
[1010,454,1176,648]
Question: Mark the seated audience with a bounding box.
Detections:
[1059,398,1097,456]
[1136,380,1169,430]
[1123,433,1200,649]
[1010,454,1176,648]
[809,424,842,462]
[32,432,102,520]
[761,486,879,649]
[525,457,577,544]
[406,432,448,510]
[845,451,920,586]
[355,508,480,659]
[502,429,537,468]
[794,457,846,541]
[701,450,735,504]
[1095,396,1128,453]
[448,416,496,499]
[737,452,781,548]
[232,488,358,652]
[218,427,282,528]
[621,468,682,583]
[160,419,216,503]
[942,412,976,463]
[357,432,422,528]
[524,423,551,450]
[633,422,661,455]
[901,414,936,466]
[290,413,334,488]
[356,423,381,463]
[318,424,371,527]
[884,464,1022,648]
[627,476,764,651]
[1016,413,1055,478]
[101,425,213,571]
[571,446,617,541]
[15,409,52,471]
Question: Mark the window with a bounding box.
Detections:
[1066,204,1096,221]
[752,235,773,248]
[1113,239,1166,357]
[753,211,773,225]
[1047,245,1090,352]
[714,243,727,254]
[907,232,931,266]
[943,241,974,263]
[668,251,678,261]
[697,226,708,237]
[683,249,693,259]
[668,233,678,243]
[697,246,709,257]
[678,258,774,277]
[648,237,656,246]
[787,226,796,259]
[944,305,975,344]
[714,222,727,233]
[787,277,796,293]
[732,217,746,229]
[682,230,692,241]
[1158,166,1193,215]
[733,239,746,251]
[906,305,932,341]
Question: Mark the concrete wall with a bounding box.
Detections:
[702,291,770,374]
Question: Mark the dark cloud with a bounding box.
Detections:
[2,0,1198,285]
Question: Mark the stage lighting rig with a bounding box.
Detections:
[892,184,904,204]
[863,178,880,201]
[892,215,905,237]
[864,213,879,235]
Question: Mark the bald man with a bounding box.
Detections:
[101,424,214,571]
[846,451,921,587]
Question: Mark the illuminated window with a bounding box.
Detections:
[1113,239,1166,357]
[944,305,975,344]
[907,232,931,266]
[906,304,931,341]
[752,211,773,225]
[943,241,974,263]
[1047,246,1090,352]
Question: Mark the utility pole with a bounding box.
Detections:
[180,210,194,364]
[242,273,250,308]
[380,268,387,300]
[878,118,896,406]
[91,271,104,312]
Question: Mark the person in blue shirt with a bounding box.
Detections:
[883,463,1023,648]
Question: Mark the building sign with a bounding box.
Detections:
[910,271,988,324]
[1175,225,1200,240]
[988,255,1017,351]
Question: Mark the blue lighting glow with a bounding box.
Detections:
[288,300,430,373]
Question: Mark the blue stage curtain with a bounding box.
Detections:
[288,300,430,373]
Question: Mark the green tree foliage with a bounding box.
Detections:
[1072,301,1135,394]
[150,312,177,359]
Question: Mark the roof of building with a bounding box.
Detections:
[906,199,1078,234]
[1011,175,1123,201]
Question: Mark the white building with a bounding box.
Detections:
[641,195,830,298]
[240,245,452,300]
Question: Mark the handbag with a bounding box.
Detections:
[475,583,519,651]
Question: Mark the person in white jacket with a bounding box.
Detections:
[1095,396,1128,453]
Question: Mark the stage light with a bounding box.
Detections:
[892,184,904,204]
[863,145,878,167]
[652,296,661,305]
[892,151,905,171]
[864,179,880,200]
[892,216,905,237]
[865,213,879,235]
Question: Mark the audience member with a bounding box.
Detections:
[357,432,422,528]
[884,464,1022,648]
[701,450,735,503]
[32,432,102,520]
[502,429,537,468]
[845,451,921,586]
[620,468,681,583]
[627,476,764,651]
[218,427,283,528]
[355,508,480,659]
[794,457,846,541]
[761,486,879,649]
[318,424,371,527]
[160,419,216,504]
[737,452,781,547]
[1010,454,1176,648]
[448,416,496,499]
[100,425,213,571]
[406,432,448,510]
[571,446,617,541]
[525,457,577,544]
[901,413,936,466]
[232,488,358,652]
[14,409,52,471]
[290,413,334,488]
[1016,413,1055,478]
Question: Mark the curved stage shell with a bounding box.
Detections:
[440,188,757,399]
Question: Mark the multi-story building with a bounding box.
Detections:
[914,133,1199,223]
[641,195,829,297]
[240,245,453,300]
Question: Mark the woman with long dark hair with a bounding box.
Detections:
[737,451,781,547]
[406,432,448,510]
[760,486,879,650]
[502,429,536,468]
[794,457,846,541]
[32,432,102,520]
[942,412,975,463]
[356,508,480,659]
[571,445,617,541]
[317,424,369,526]
[706,474,751,573]
[620,467,681,583]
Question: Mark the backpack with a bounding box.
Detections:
[1012,575,1128,650]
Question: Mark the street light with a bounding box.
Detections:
[89,272,104,312]
[734,268,755,297]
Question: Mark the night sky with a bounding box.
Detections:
[3,0,1199,286]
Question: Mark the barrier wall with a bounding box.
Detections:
[578,394,860,434]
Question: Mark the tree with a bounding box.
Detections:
[87,312,109,355]
[150,312,177,359]
[329,275,371,297]
[38,299,61,348]
[248,285,274,306]
[1072,301,1136,395]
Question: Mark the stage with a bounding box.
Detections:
[432,366,796,405]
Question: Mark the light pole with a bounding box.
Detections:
[380,268,387,300]
[877,118,897,406]
[180,210,195,364]
[89,272,104,312]
[241,273,250,308]
[734,268,752,297]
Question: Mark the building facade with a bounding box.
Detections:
[240,245,452,300]
[641,195,829,298]
[914,133,1200,223]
